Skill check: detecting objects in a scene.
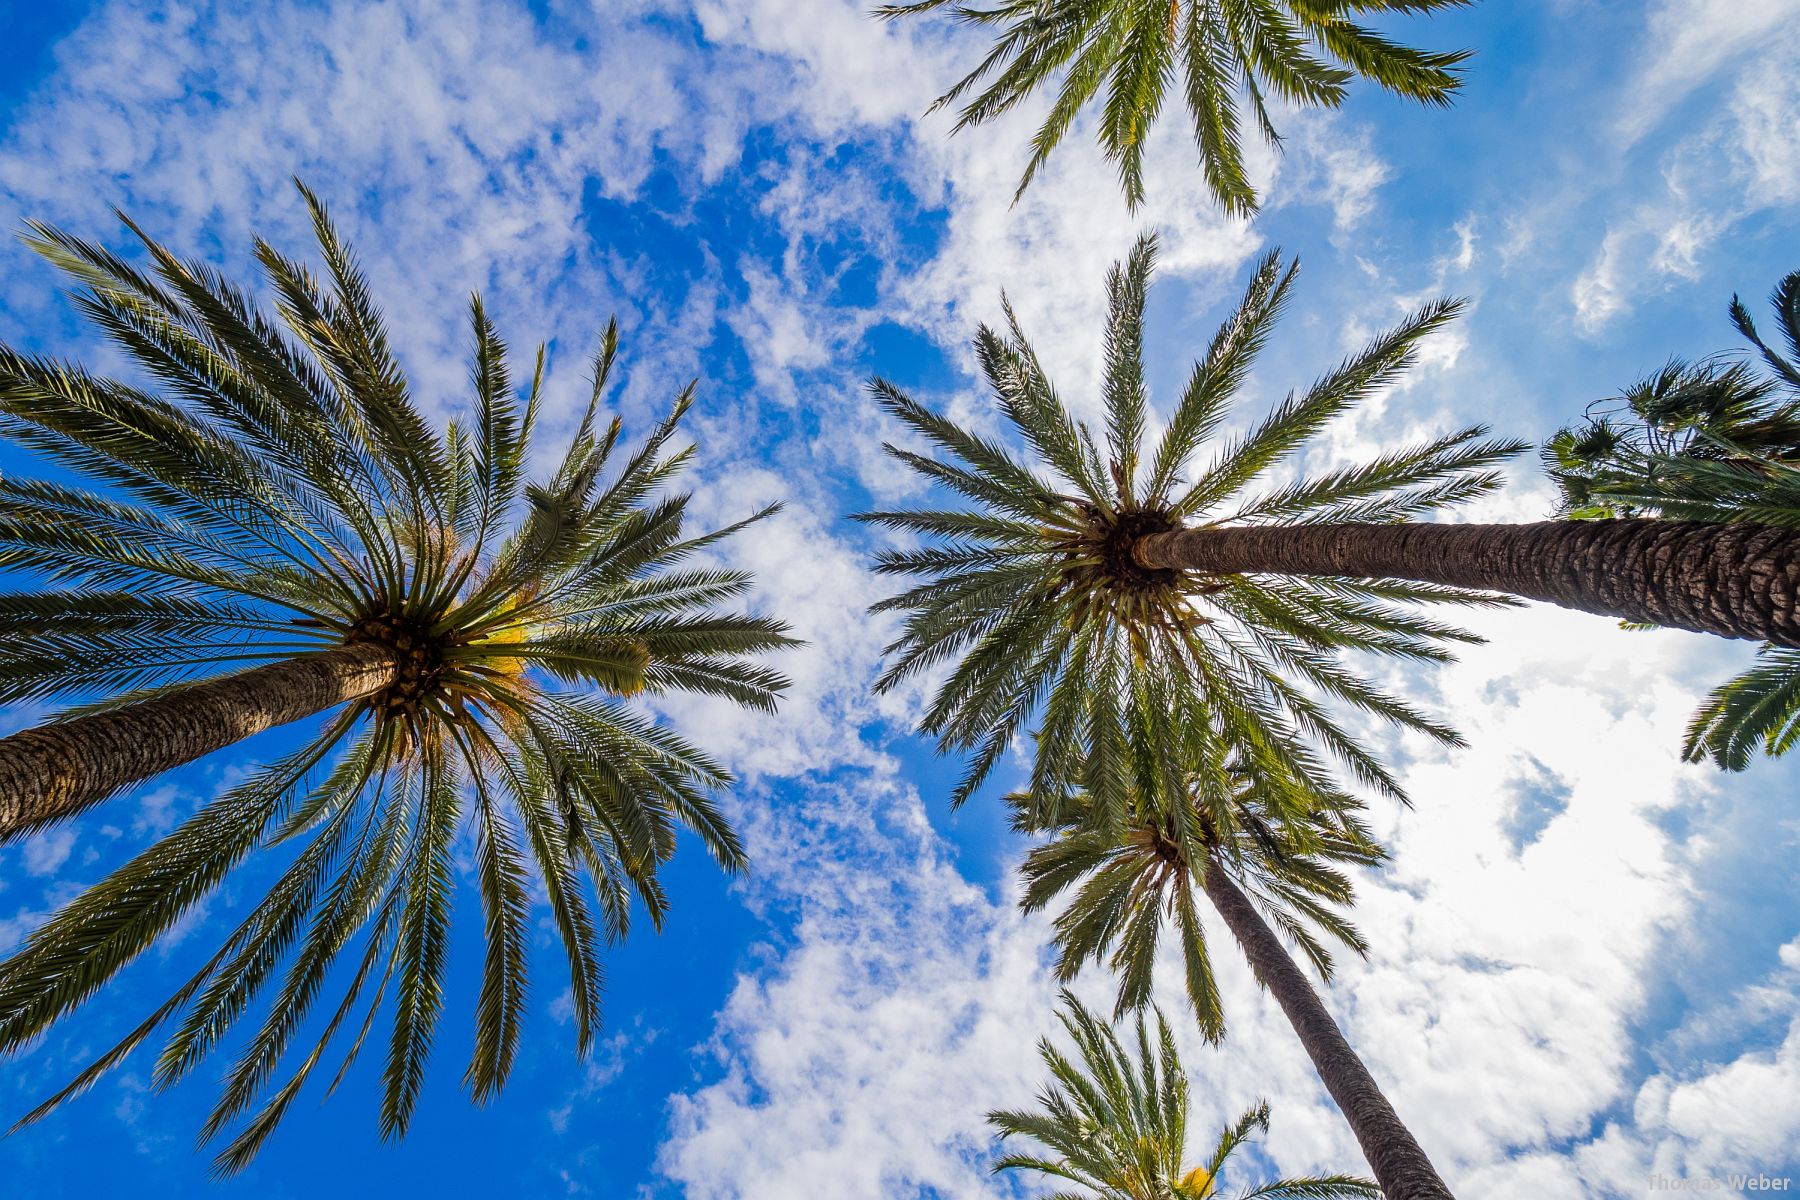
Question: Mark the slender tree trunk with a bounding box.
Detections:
[1201,861,1453,1200]
[0,643,394,842]
[1136,519,1800,646]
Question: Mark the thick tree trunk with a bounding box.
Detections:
[0,643,394,842]
[1201,861,1453,1200]
[1136,519,1800,646]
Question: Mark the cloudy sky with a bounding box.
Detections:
[0,1,1797,1196]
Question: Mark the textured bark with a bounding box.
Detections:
[1135,519,1800,646]
[1202,862,1454,1200]
[0,643,394,842]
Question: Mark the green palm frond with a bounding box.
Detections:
[1683,645,1800,770]
[0,188,796,1168]
[1012,728,1383,1035]
[1544,267,1800,769]
[880,0,1472,212]
[862,235,1519,812]
[1731,269,1800,390]
[990,992,1378,1199]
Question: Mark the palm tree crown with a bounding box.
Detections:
[1544,271,1800,522]
[1545,268,1800,768]
[879,0,1472,213]
[860,235,1522,817]
[0,187,795,1169]
[990,990,1379,1199]
[1013,741,1381,1032]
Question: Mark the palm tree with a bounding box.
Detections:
[861,237,1800,811]
[1013,738,1453,1199]
[1545,269,1800,768]
[990,990,1380,1199]
[861,234,1525,811]
[877,0,1472,214]
[0,189,795,1170]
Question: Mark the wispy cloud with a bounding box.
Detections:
[1618,0,1793,145]
[1574,5,1800,332]
[21,829,74,876]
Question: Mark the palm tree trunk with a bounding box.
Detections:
[1135,519,1800,645]
[0,643,394,842]
[1201,860,1453,1200]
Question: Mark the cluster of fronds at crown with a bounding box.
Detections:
[0,186,794,1172]
[878,0,1472,213]
[987,991,1380,1199]
[858,233,1524,815]
[1008,727,1384,1037]
[1543,270,1800,524]
[1543,270,1800,770]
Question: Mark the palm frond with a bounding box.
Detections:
[886,0,1469,211]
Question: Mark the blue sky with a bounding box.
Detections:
[0,1,1798,1196]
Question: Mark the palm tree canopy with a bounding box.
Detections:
[860,234,1524,817]
[1543,274,1800,523]
[1013,733,1382,1033]
[0,186,795,1170]
[989,990,1380,1199]
[879,0,1473,213]
[1544,268,1800,768]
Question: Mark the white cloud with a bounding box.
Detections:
[1283,112,1392,236]
[687,0,1394,436]
[650,464,901,779]
[1620,0,1794,144]
[657,770,1059,1200]
[549,1025,659,1136]
[0,881,86,955]
[1571,196,1729,334]
[726,258,842,406]
[0,904,53,956]
[130,784,186,838]
[22,828,75,876]
[1444,219,1479,276]
[0,0,766,432]
[1574,6,1800,332]
[1726,42,1800,208]
[1563,935,1800,1191]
